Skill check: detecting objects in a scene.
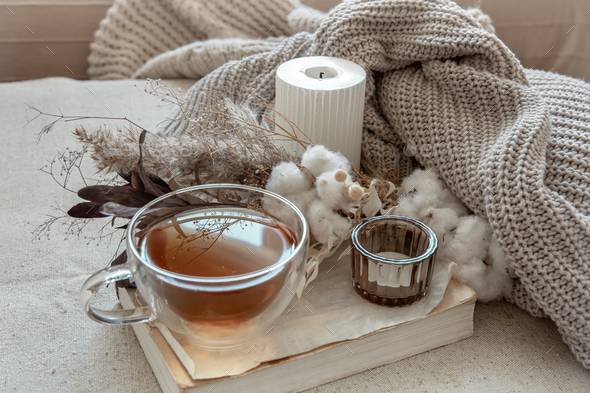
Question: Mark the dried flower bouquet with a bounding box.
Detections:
[33,80,398,294]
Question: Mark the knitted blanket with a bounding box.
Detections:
[89,0,590,368]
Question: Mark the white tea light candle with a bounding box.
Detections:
[275,56,366,169]
[375,252,413,287]
[377,252,410,260]
[351,216,439,307]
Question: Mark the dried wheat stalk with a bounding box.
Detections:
[32,79,399,264]
[73,80,312,189]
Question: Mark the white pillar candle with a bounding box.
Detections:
[274,56,366,169]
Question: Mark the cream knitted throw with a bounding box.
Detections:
[89,0,590,369]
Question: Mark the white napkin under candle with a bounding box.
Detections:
[152,245,455,379]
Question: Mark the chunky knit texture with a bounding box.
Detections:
[89,0,590,368]
[88,0,296,79]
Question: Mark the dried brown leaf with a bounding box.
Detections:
[137,130,166,197]
[67,202,104,218]
[78,185,155,207]
[98,202,140,218]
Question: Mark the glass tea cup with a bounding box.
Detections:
[80,184,309,349]
[351,215,438,307]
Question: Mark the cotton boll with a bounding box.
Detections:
[307,203,334,244]
[262,197,300,231]
[307,199,351,244]
[396,169,469,218]
[445,222,512,301]
[266,161,313,197]
[395,189,429,219]
[453,257,506,301]
[300,145,350,177]
[392,195,421,219]
[398,169,445,200]
[263,189,318,233]
[453,256,488,297]
[316,170,352,211]
[285,189,317,217]
[437,187,470,217]
[397,169,430,194]
[486,236,512,298]
[479,265,512,301]
[454,257,511,302]
[394,167,510,302]
[395,170,446,216]
[395,190,441,221]
[420,207,461,243]
[440,215,492,265]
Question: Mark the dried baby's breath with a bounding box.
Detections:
[30,79,399,281]
[72,79,313,188]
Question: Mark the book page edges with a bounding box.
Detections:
[120,278,475,391]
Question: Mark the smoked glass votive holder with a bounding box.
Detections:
[351,216,438,307]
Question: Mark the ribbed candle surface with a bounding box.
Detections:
[275,56,366,169]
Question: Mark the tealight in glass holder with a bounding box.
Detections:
[351,216,438,307]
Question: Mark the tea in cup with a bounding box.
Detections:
[80,184,309,349]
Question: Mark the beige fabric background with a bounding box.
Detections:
[313,0,590,81]
[1,77,588,392]
[0,0,112,81]
[0,0,588,81]
[454,0,590,81]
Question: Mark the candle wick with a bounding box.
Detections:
[319,72,324,79]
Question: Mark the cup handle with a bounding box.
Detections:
[80,263,154,324]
